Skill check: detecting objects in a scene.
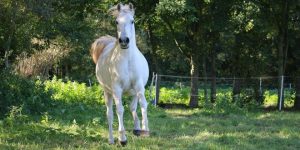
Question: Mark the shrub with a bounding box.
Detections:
[214,95,246,115]
[159,87,190,105]
[44,77,104,105]
[157,86,295,110]
[0,70,53,118]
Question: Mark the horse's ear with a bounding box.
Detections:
[129,3,134,10]
[117,3,122,11]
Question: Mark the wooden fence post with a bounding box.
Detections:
[155,74,161,106]
[279,76,284,111]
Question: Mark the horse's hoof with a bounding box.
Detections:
[120,140,127,146]
[140,130,150,137]
[108,139,115,145]
[133,130,141,136]
[108,140,115,145]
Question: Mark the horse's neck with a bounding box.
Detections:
[112,43,136,60]
[131,26,137,46]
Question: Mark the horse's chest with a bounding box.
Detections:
[113,60,136,89]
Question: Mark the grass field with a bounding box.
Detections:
[1,79,300,149]
[1,106,300,149]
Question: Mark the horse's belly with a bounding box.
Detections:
[96,62,113,91]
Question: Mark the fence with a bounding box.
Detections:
[150,73,296,110]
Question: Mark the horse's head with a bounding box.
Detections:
[110,3,135,49]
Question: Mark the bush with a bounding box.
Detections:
[160,87,190,105]
[214,95,246,115]
[0,71,104,118]
[157,86,295,110]
[0,70,53,118]
[44,77,103,105]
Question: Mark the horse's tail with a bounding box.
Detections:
[90,35,116,64]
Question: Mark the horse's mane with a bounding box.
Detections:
[90,35,116,64]
[108,3,135,17]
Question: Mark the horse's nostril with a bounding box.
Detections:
[119,38,129,44]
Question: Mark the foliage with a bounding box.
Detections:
[44,77,103,105]
[158,86,295,109]
[0,70,53,117]
[0,1,299,108]
[264,89,295,107]
[160,87,190,105]
[0,70,103,118]
[14,36,70,78]
[1,0,299,77]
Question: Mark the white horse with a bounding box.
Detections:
[90,3,149,145]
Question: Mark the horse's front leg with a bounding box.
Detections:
[112,86,127,145]
[104,91,114,144]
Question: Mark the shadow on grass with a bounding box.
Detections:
[0,99,111,148]
[0,94,166,149]
[147,106,300,149]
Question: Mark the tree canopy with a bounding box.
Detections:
[0,0,299,109]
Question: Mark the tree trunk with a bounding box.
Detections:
[277,35,285,109]
[210,44,217,103]
[4,1,18,68]
[254,85,263,104]
[203,58,208,105]
[189,55,199,108]
[294,77,300,110]
[64,65,69,77]
[232,77,241,103]
[147,23,161,73]
[4,50,11,68]
[155,74,161,106]
[277,0,289,109]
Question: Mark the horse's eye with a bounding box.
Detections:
[131,20,134,24]
[115,20,118,25]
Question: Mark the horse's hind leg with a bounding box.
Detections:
[137,89,150,136]
[104,91,114,144]
[130,96,141,136]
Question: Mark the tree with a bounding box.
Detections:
[1,0,299,109]
[204,1,234,103]
[155,0,204,107]
[156,0,237,107]
[253,0,299,109]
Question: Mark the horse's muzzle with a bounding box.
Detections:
[119,37,129,49]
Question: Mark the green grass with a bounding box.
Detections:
[1,106,300,149]
[0,78,299,149]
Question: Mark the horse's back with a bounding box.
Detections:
[90,35,116,64]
